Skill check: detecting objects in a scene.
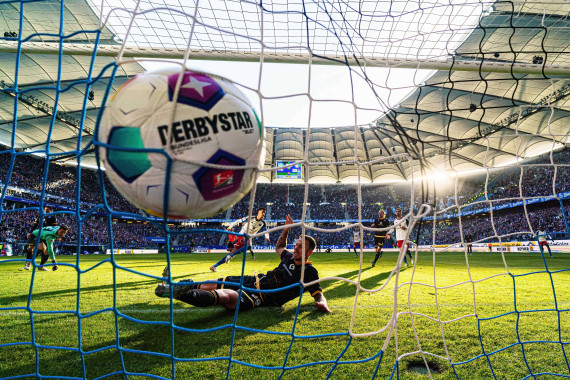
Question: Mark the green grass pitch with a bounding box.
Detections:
[1,250,569,379]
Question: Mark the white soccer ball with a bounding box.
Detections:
[97,68,265,219]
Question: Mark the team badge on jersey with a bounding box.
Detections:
[167,72,225,111]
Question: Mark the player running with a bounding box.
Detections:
[210,207,270,272]
[352,229,362,257]
[157,214,330,313]
[20,225,69,271]
[370,209,391,267]
[226,230,255,259]
[390,207,413,267]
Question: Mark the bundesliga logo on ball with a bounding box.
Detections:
[97,68,265,219]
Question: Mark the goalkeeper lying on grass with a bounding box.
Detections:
[156,214,330,313]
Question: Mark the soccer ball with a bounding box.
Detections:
[97,68,265,219]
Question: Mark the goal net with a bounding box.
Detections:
[1,0,569,378]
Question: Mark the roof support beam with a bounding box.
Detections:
[368,128,408,180]
[1,41,569,76]
[372,122,513,166]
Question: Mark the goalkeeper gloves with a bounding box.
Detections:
[52,260,58,271]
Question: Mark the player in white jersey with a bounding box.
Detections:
[210,207,270,272]
[352,229,361,257]
[390,207,413,266]
[536,228,553,257]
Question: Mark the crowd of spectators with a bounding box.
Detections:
[0,152,142,214]
[0,209,161,249]
[1,148,568,250]
[171,224,226,247]
[414,202,569,245]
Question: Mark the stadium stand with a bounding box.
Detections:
[1,147,568,250]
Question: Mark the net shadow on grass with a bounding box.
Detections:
[0,278,160,306]
[322,266,408,302]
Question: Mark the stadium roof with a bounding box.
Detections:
[0,0,568,183]
[0,0,142,164]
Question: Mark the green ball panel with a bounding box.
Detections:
[252,108,262,137]
[107,127,152,183]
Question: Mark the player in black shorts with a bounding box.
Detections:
[155,214,331,313]
[370,209,390,267]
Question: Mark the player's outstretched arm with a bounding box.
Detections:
[45,239,59,271]
[314,292,331,313]
[226,217,246,231]
[45,239,56,261]
[275,214,294,257]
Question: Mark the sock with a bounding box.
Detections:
[177,289,219,307]
[212,255,227,268]
[40,254,49,266]
[229,246,245,259]
[372,252,380,264]
[26,249,33,262]
[213,246,246,267]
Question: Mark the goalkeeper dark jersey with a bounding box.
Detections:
[371,217,391,238]
[29,214,57,234]
[258,250,322,306]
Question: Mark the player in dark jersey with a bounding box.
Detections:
[156,214,331,313]
[370,209,391,267]
[30,206,57,232]
[464,231,473,254]
[20,206,57,255]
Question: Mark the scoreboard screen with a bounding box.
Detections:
[276,161,302,179]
